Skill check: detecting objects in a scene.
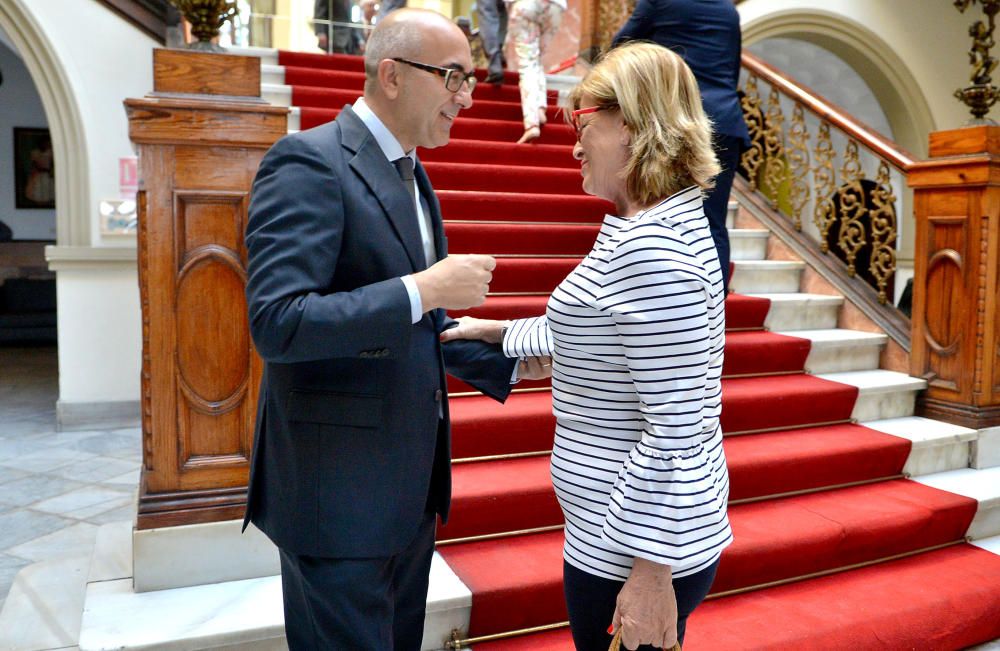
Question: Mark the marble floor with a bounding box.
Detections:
[0,346,140,616]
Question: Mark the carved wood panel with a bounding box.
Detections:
[921,214,968,394]
[173,192,254,479]
[910,127,1000,428]
[126,57,286,526]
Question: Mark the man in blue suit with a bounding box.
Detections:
[243,9,517,649]
[614,0,750,289]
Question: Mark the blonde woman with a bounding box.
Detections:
[505,0,565,143]
[442,42,730,649]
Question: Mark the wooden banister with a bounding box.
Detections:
[99,0,170,44]
[741,51,918,171]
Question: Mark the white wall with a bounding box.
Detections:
[745,37,894,140]
[55,265,141,403]
[6,0,158,413]
[739,0,1000,133]
[0,38,55,240]
[21,0,157,247]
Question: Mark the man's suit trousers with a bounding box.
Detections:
[278,512,437,650]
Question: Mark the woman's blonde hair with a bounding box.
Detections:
[569,42,720,205]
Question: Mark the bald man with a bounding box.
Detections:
[243,10,517,649]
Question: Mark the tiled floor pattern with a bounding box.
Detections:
[0,346,140,616]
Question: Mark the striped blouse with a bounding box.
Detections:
[502,186,732,581]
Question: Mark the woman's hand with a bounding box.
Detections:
[612,558,677,650]
[440,316,506,344]
[518,355,552,380]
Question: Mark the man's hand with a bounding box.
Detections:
[518,356,552,380]
[317,33,329,51]
[611,558,677,650]
[439,316,505,344]
[414,255,496,311]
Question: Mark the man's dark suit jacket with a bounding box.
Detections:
[243,105,516,559]
[613,0,750,146]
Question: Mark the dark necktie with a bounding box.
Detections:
[393,156,436,266]
[393,156,417,207]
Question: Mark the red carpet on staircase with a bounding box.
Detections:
[278,50,1000,650]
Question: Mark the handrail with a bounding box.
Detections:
[741,51,918,171]
[98,0,169,44]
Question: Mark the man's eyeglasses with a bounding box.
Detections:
[392,58,477,93]
[570,104,617,137]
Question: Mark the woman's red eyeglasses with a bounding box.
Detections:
[570,105,616,137]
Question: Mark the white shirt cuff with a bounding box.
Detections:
[400,275,423,324]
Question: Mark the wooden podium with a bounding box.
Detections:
[909,126,1000,429]
[125,49,287,530]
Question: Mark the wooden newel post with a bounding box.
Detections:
[909,126,1000,429]
[125,49,286,530]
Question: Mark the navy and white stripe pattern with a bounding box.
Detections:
[503,186,732,581]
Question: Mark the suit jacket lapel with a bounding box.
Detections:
[340,105,427,272]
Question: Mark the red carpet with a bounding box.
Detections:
[474,544,1000,650]
[278,50,1000,649]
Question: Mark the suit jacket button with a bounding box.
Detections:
[434,389,443,402]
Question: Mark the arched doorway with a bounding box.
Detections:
[0,0,90,248]
[739,8,935,304]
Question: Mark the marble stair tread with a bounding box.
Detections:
[725,200,739,229]
[87,520,132,584]
[913,467,1000,540]
[748,292,844,331]
[864,416,978,446]
[729,229,769,261]
[261,82,292,107]
[774,328,887,373]
[0,554,90,651]
[974,426,1000,470]
[777,328,888,347]
[729,260,805,294]
[79,574,284,651]
[261,63,285,85]
[228,45,280,65]
[815,369,926,394]
[864,416,978,477]
[973,533,1000,555]
[77,549,468,651]
[814,370,926,422]
[730,260,805,272]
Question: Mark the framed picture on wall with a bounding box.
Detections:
[13,127,55,209]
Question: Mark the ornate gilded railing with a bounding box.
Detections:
[738,51,918,307]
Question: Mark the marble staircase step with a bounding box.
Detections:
[729,229,769,261]
[776,328,887,373]
[725,200,738,229]
[974,426,1000,470]
[864,416,978,477]
[816,370,926,422]
[749,292,844,331]
[74,520,468,651]
[914,467,1000,540]
[261,82,292,107]
[261,63,285,86]
[729,259,804,293]
[0,553,90,651]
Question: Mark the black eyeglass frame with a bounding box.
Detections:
[391,57,477,93]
